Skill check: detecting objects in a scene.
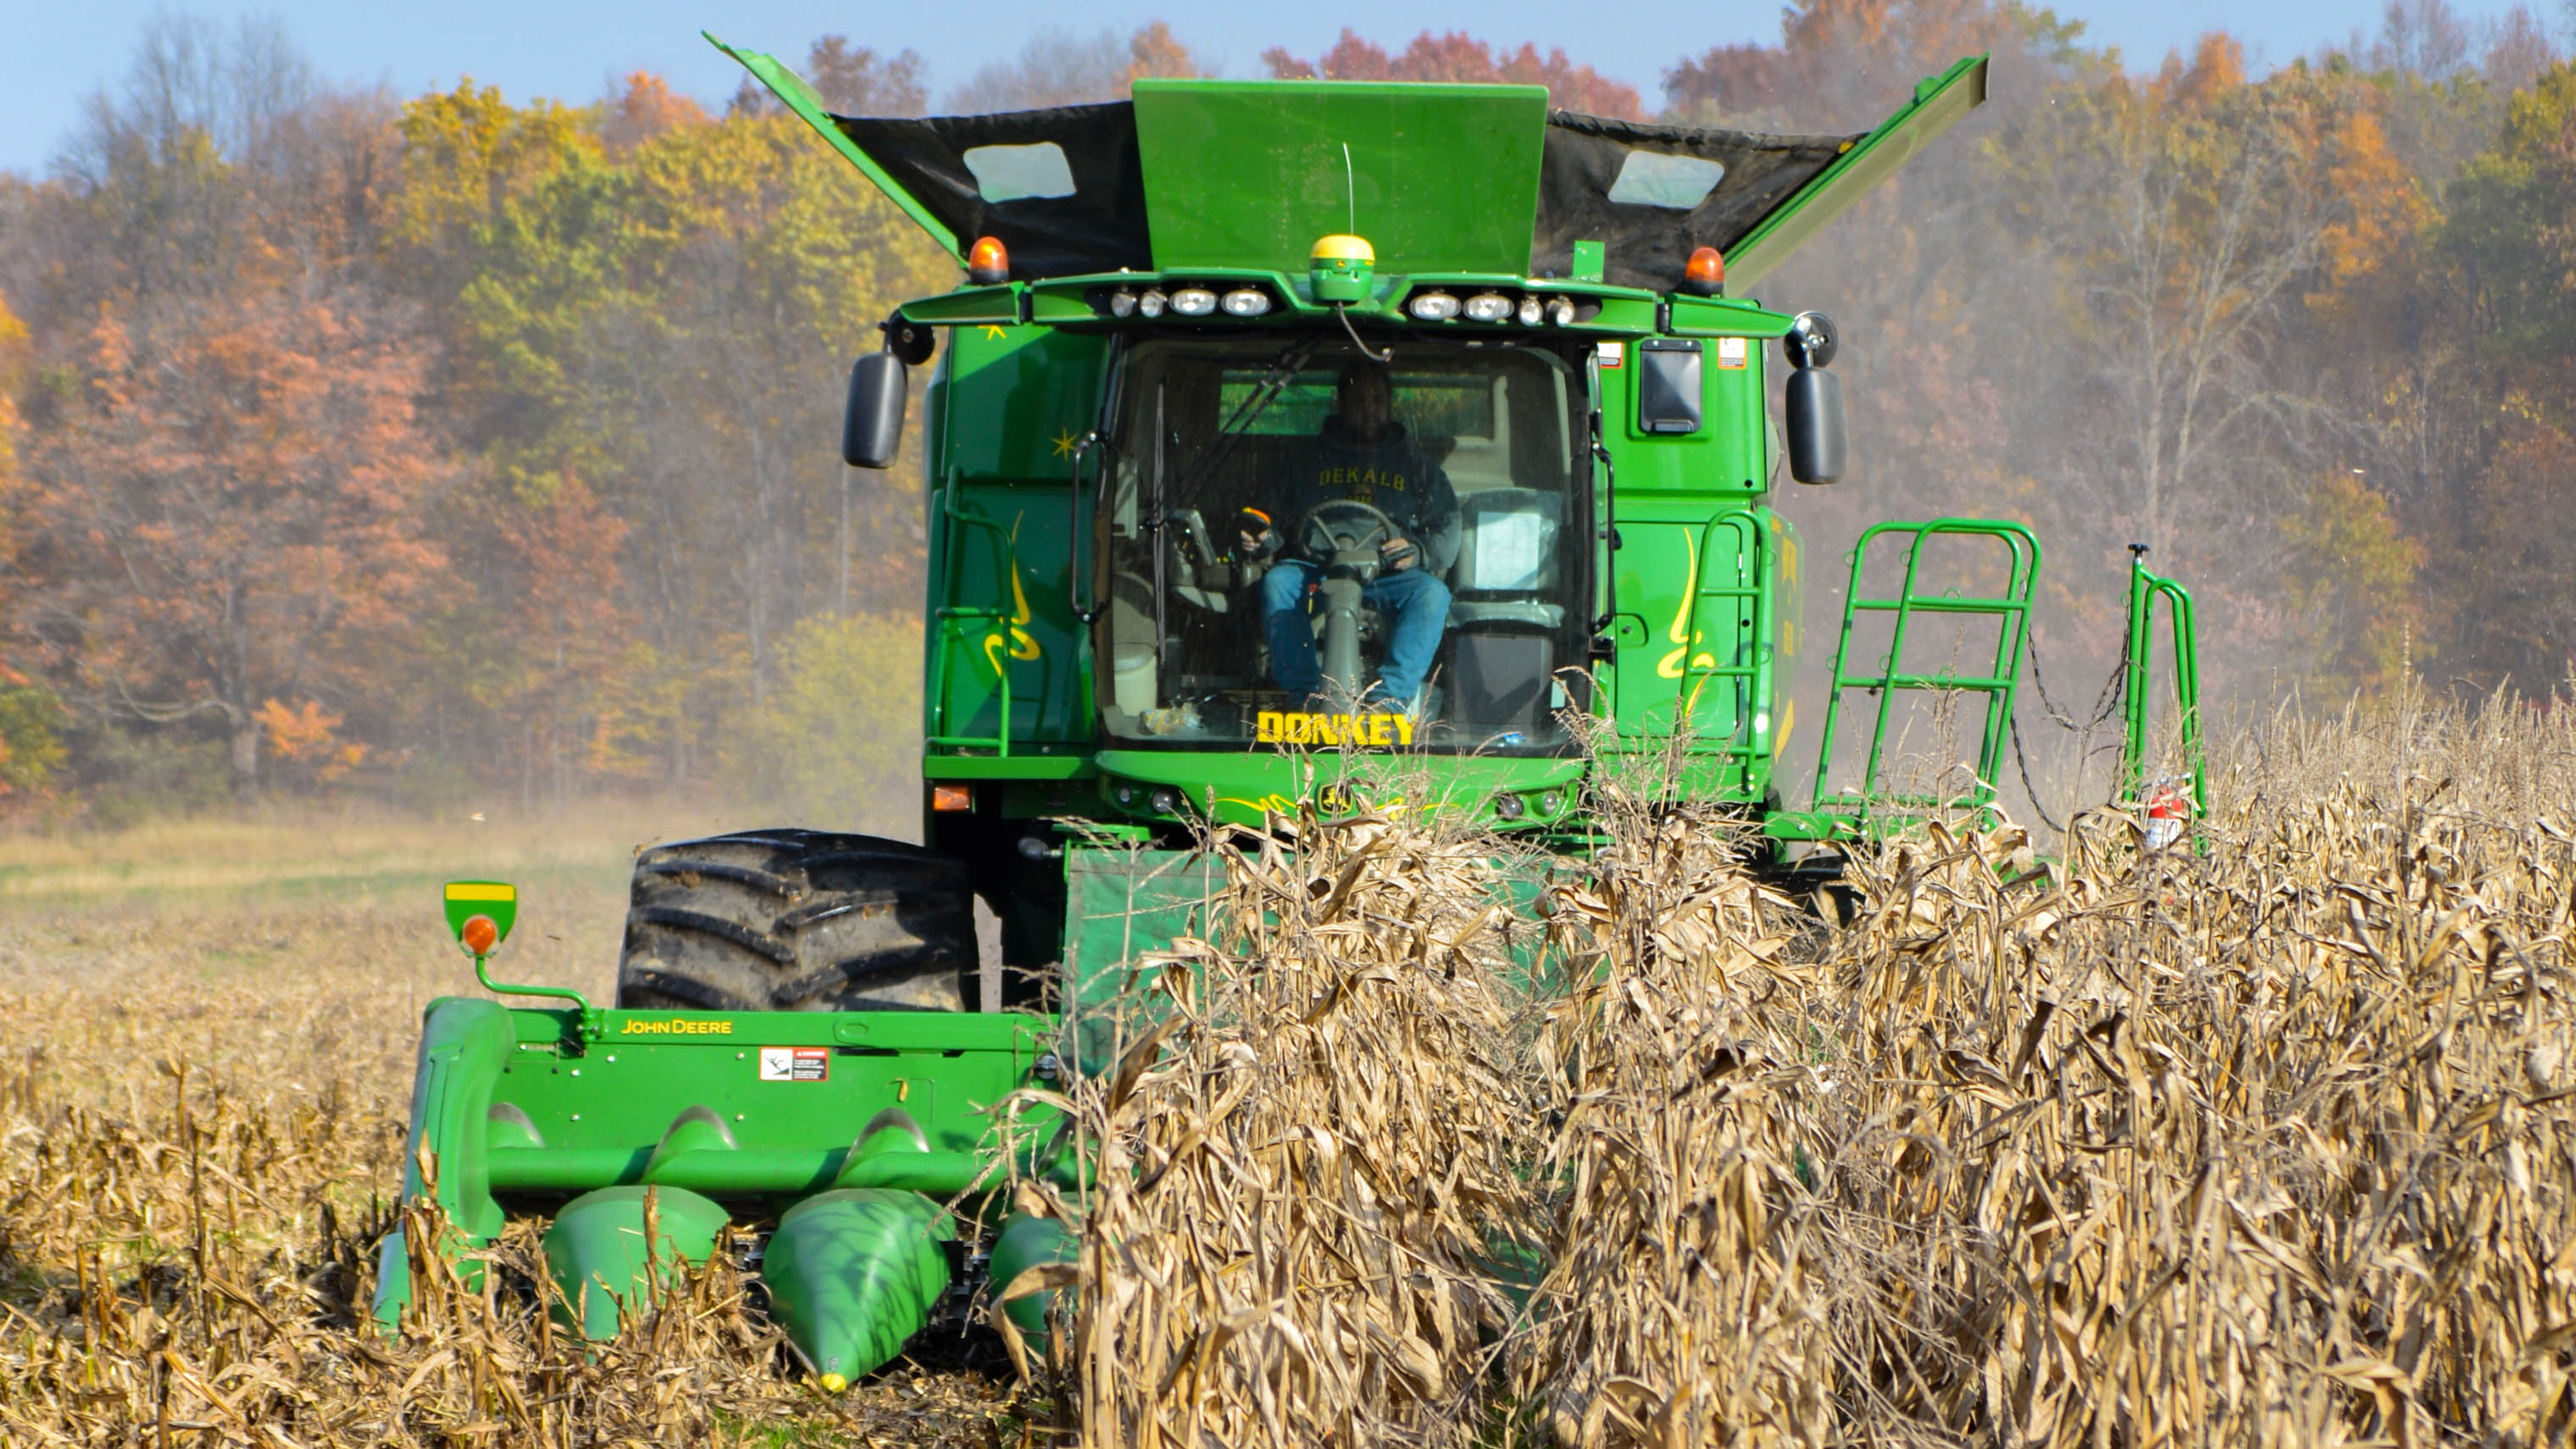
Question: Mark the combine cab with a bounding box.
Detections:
[375,40,2205,1382]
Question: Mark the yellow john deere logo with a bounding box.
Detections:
[981,514,1043,674]
[1658,527,1718,680]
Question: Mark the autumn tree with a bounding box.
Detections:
[2418,61,2576,685]
[16,286,451,792]
[945,23,1200,113]
[780,37,927,116]
[1262,29,1644,117]
[397,75,948,790]
[3,16,448,795]
[0,288,66,796]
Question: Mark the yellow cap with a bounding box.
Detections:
[1310,233,1375,264]
[819,1373,847,1394]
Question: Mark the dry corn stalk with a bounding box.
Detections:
[1016,804,1552,1448]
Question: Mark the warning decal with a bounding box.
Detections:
[1715,337,1749,369]
[758,1046,830,1082]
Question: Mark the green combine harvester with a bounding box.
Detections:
[375,39,2207,1386]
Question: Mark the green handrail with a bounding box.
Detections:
[2118,546,2208,820]
[1674,508,1772,764]
[926,475,1020,755]
[1811,519,2040,828]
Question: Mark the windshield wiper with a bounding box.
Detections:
[1170,337,1319,501]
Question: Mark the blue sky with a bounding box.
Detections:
[2,1,2558,175]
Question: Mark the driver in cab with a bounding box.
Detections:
[1240,365,1457,712]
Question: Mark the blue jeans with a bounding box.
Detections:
[1257,560,1450,703]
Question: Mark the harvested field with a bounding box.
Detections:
[4,693,2573,1446]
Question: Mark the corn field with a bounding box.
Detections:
[1027,690,2576,1446]
[5,691,2573,1445]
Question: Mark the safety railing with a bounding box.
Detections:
[1674,508,1773,765]
[2118,545,2208,822]
[1810,519,2040,826]
[925,475,1019,755]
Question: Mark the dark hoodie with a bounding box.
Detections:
[1280,416,1460,568]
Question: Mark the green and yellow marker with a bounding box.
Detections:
[443,880,518,958]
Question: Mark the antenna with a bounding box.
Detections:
[1341,142,1356,235]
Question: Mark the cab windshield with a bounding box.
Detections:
[1096,336,1588,753]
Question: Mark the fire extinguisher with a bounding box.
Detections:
[2144,780,2190,852]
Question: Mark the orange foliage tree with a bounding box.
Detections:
[1263,30,1645,117]
[15,289,452,792]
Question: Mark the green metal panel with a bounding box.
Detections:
[1090,749,1585,831]
[1599,502,1780,802]
[1675,509,1781,770]
[989,1212,1078,1341]
[1595,330,1776,493]
[1724,56,1990,291]
[485,1012,1042,1185]
[902,286,1022,327]
[937,325,1107,480]
[922,754,1097,780]
[926,325,1106,755]
[1130,79,1547,277]
[543,1184,728,1340]
[763,1189,954,1383]
[397,998,514,1240]
[1056,843,1563,1071]
[1059,846,1225,1075]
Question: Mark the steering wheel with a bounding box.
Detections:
[1295,499,1402,571]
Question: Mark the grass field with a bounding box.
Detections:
[3,694,2571,1446]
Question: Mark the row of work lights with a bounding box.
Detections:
[1405,289,1579,326]
[1094,284,1582,325]
[1105,286,1276,319]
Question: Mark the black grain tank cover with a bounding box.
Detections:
[1533,114,1858,291]
[830,103,1153,279]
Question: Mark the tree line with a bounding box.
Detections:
[0,1,2568,816]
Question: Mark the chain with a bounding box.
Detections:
[2012,629,2135,835]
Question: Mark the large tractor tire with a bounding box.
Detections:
[615,830,974,1013]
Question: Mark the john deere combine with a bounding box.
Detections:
[375,38,2205,1384]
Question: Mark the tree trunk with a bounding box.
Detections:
[229,713,262,796]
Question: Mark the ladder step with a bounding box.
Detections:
[1843,598,2027,614]
[1833,673,2013,691]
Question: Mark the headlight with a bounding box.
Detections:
[1536,790,1565,815]
[1547,297,1576,326]
[1518,295,1543,325]
[1139,289,1168,318]
[1220,288,1273,317]
[1170,287,1218,316]
[1108,289,1138,318]
[1492,792,1527,820]
[1407,290,1460,321]
[1149,786,1182,814]
[1463,291,1513,322]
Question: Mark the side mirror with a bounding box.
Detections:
[1783,311,1845,484]
[842,351,908,469]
